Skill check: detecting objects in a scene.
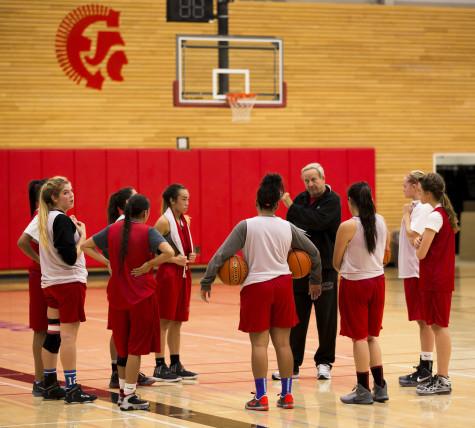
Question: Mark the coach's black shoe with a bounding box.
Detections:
[399,365,432,387]
[65,384,97,404]
[170,362,198,380]
[32,381,45,397]
[109,371,119,389]
[42,382,66,400]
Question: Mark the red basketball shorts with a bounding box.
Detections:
[110,293,161,356]
[156,264,191,322]
[404,277,424,321]
[42,282,86,324]
[339,275,385,341]
[239,274,298,333]
[421,290,452,328]
[28,269,48,332]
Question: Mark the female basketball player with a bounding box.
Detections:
[82,194,174,410]
[37,176,96,403]
[200,174,322,411]
[333,182,390,405]
[414,173,458,396]
[152,184,197,382]
[17,179,48,396]
[105,187,154,388]
[398,171,435,387]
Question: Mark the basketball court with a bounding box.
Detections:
[1,0,475,427]
[0,264,474,428]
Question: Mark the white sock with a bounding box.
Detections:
[124,383,136,396]
[420,352,433,361]
[119,378,125,390]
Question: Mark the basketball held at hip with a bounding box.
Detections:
[287,249,311,279]
[218,255,249,285]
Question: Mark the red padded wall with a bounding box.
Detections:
[347,149,376,202]
[8,151,42,269]
[138,150,170,225]
[75,150,107,267]
[106,150,139,197]
[0,152,9,269]
[1,148,375,270]
[230,150,261,227]
[200,150,231,261]
[260,149,290,219]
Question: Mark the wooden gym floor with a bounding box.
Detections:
[0,263,474,428]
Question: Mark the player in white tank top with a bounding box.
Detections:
[398,171,435,387]
[201,174,322,411]
[333,182,390,405]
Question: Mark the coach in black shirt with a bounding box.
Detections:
[276,162,341,381]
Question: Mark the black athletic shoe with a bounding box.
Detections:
[65,384,97,404]
[152,364,181,382]
[399,365,432,387]
[42,382,66,400]
[109,371,119,389]
[120,393,150,411]
[32,381,44,397]
[170,362,198,380]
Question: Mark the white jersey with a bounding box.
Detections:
[340,214,387,281]
[398,201,433,279]
[242,216,293,287]
[24,215,39,242]
[39,211,87,288]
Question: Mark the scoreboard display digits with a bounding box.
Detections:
[167,0,214,23]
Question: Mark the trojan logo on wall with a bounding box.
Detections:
[55,4,127,90]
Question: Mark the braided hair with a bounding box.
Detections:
[119,194,150,268]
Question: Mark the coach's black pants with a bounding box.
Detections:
[290,268,338,370]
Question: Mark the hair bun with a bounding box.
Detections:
[261,173,282,188]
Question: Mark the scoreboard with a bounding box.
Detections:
[167,0,214,23]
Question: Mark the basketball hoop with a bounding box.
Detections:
[226,93,257,123]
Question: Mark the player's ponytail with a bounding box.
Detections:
[420,173,459,233]
[108,187,135,224]
[257,173,284,211]
[348,182,377,253]
[38,177,70,249]
[119,194,150,268]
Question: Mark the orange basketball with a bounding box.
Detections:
[287,249,311,279]
[218,255,249,285]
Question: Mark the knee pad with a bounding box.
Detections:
[43,333,61,354]
[117,356,128,367]
[43,319,61,353]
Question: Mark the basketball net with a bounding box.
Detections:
[226,93,257,123]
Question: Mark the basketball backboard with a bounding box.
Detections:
[174,35,286,107]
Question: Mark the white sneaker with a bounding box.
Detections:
[317,364,331,380]
[271,370,299,381]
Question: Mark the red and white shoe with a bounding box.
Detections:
[277,393,294,409]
